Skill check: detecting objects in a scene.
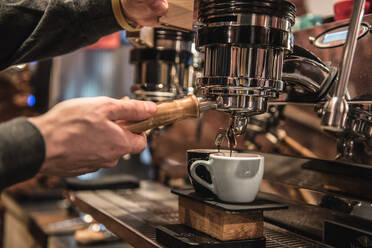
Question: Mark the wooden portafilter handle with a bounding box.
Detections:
[116,95,202,134]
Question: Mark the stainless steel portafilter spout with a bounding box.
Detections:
[321,0,366,132]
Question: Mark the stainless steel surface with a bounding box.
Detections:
[321,97,349,132]
[321,0,366,132]
[196,1,295,116]
[131,60,193,101]
[68,181,330,248]
[282,54,337,101]
[203,47,284,79]
[335,0,366,100]
[350,105,372,140]
[230,114,249,136]
[199,46,285,113]
[200,13,292,32]
[129,28,196,102]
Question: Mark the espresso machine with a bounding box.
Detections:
[187,0,372,246]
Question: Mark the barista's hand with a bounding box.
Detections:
[28,97,157,177]
[121,0,168,26]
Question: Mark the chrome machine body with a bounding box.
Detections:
[195,0,297,136]
[128,28,197,101]
[196,0,295,116]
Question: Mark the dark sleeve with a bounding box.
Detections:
[0,0,122,71]
[0,118,45,190]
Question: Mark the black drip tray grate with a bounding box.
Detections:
[265,224,329,248]
[156,223,329,248]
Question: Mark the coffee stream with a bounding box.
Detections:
[214,117,238,157]
[214,129,225,153]
[227,127,236,157]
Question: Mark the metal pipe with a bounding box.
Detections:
[321,0,366,132]
[336,0,366,99]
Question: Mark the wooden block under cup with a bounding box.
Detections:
[178,196,264,241]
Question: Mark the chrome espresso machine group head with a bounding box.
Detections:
[195,0,296,116]
[128,28,196,101]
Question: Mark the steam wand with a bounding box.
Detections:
[321,0,366,132]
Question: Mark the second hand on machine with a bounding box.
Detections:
[116,95,217,134]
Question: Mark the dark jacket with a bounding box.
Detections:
[0,0,122,189]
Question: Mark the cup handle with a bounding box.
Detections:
[189,160,215,193]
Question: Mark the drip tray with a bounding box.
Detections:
[156,223,330,248]
[156,224,266,248]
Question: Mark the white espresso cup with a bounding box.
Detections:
[189,153,264,203]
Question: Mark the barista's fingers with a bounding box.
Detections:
[123,131,147,154]
[148,0,168,16]
[67,169,100,177]
[105,99,157,122]
[77,168,100,175]
[110,122,147,154]
[101,160,120,169]
[121,0,168,26]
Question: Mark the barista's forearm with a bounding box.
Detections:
[0,118,45,190]
[0,0,121,71]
